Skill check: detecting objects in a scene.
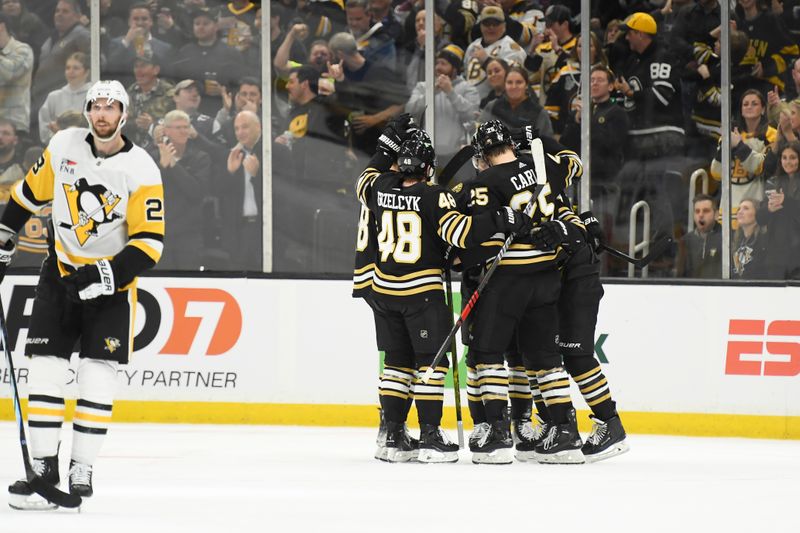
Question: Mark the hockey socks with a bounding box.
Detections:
[72,359,118,470]
[474,363,509,422]
[536,367,574,424]
[565,357,617,422]
[27,356,70,458]
[379,365,415,423]
[414,364,447,426]
[466,364,487,425]
[508,365,532,421]
[527,371,551,422]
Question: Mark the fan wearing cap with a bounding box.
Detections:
[463,6,526,99]
[125,49,175,149]
[1,80,164,507]
[615,11,685,159]
[406,44,479,170]
[528,4,577,100]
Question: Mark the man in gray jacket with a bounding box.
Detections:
[0,13,33,137]
[405,44,479,176]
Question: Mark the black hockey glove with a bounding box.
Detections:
[530,220,569,249]
[0,224,17,284]
[377,113,416,157]
[580,210,605,251]
[63,259,117,302]
[492,207,533,236]
[510,124,539,151]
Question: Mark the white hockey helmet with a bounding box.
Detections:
[84,80,129,142]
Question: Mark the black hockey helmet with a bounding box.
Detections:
[472,119,513,161]
[398,129,436,179]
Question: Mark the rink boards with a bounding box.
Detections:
[0,275,798,439]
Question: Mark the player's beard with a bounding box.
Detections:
[92,117,120,139]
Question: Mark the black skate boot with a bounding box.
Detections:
[8,455,60,510]
[471,420,513,465]
[534,415,585,464]
[68,460,93,497]
[514,414,549,462]
[374,409,389,461]
[385,421,419,463]
[582,415,629,463]
[418,424,459,463]
[468,422,490,452]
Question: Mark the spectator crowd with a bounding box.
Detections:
[1,0,799,279]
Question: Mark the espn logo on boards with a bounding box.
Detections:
[726,320,800,376]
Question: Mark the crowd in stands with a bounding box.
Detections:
[1,0,800,279]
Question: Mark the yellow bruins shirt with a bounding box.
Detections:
[9,128,164,282]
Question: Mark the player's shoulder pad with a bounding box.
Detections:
[49,127,91,153]
[126,145,163,186]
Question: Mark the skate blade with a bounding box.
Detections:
[472,448,514,465]
[514,449,537,462]
[374,446,390,462]
[534,448,586,464]
[418,449,458,463]
[386,449,419,463]
[8,492,59,511]
[584,440,630,464]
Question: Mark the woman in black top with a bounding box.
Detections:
[478,65,553,137]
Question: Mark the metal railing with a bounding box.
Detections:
[628,200,651,278]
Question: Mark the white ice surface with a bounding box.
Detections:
[1,423,798,533]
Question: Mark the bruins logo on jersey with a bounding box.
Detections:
[59,178,122,246]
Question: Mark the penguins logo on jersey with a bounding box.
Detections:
[104,337,121,353]
[59,178,122,245]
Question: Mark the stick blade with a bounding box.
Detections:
[637,236,673,268]
[29,477,82,508]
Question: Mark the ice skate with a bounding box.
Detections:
[385,421,419,463]
[471,420,513,464]
[418,425,459,463]
[68,460,93,497]
[582,415,629,463]
[514,414,549,462]
[374,409,389,461]
[534,420,585,464]
[8,456,60,511]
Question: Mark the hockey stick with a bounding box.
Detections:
[443,252,464,448]
[438,144,475,186]
[599,236,673,268]
[0,298,83,509]
[422,138,548,384]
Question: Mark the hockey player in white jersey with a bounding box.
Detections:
[0,80,165,510]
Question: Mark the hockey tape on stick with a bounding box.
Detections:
[0,300,82,509]
[422,141,548,384]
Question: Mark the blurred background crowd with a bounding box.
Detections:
[1,0,798,279]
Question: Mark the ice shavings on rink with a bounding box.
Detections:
[1,423,798,533]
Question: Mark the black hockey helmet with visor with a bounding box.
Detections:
[398,130,436,180]
[472,119,514,164]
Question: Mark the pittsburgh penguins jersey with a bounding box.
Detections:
[463,138,582,273]
[356,155,507,303]
[352,203,377,298]
[4,128,164,287]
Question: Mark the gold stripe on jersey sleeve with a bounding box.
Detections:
[129,240,162,262]
[127,184,166,237]
[356,168,380,205]
[352,279,373,290]
[498,253,558,266]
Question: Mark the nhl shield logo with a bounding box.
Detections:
[59,178,121,245]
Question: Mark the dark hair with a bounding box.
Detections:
[591,64,615,83]
[571,31,608,68]
[777,141,800,177]
[292,65,320,94]
[238,76,261,91]
[0,117,16,133]
[129,2,151,16]
[58,0,82,16]
[482,56,509,74]
[693,193,717,209]
[67,51,90,71]
[737,88,770,138]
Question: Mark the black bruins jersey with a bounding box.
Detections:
[356,158,507,303]
[352,204,377,298]
[463,138,582,273]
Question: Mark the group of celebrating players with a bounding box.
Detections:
[353,114,629,465]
